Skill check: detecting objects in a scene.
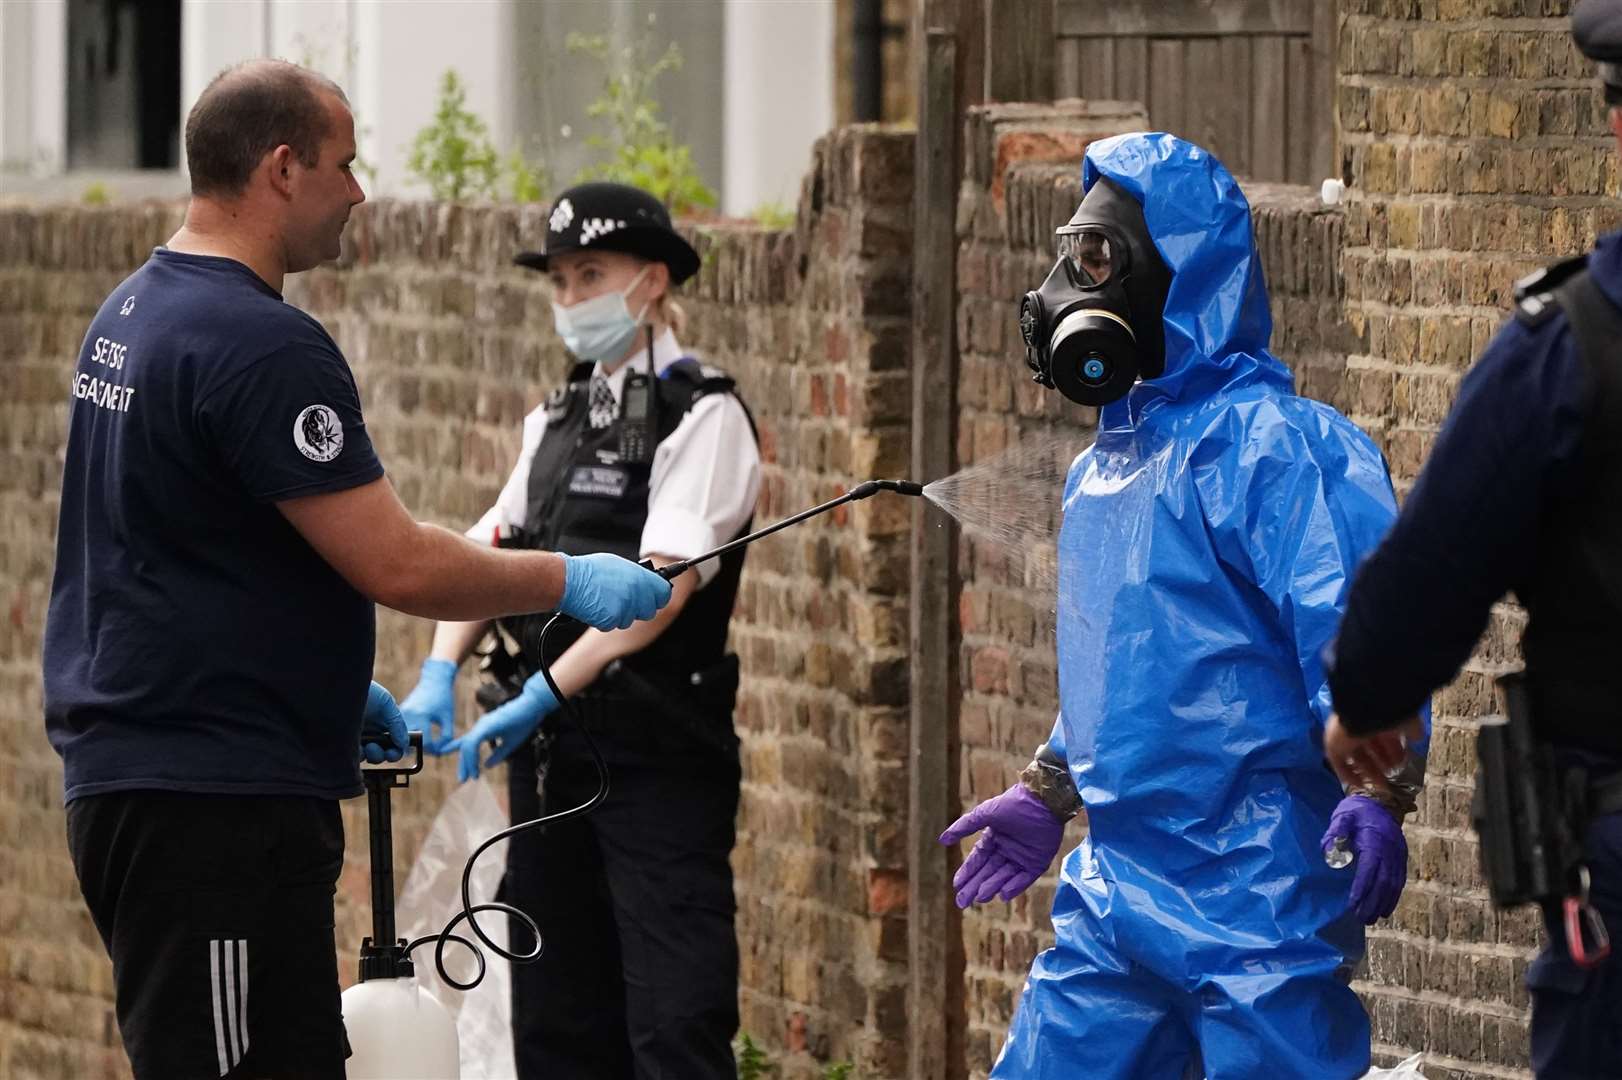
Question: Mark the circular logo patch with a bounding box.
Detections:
[293,404,344,462]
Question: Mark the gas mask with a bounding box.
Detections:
[1018,177,1172,407]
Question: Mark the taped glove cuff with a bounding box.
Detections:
[1343,749,1427,820]
[1020,743,1082,822]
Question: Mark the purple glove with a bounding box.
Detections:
[1322,794,1408,924]
[938,784,1065,908]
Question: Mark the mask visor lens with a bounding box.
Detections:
[1055,228,1114,287]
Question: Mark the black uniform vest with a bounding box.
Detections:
[1513,257,1622,752]
[501,356,754,691]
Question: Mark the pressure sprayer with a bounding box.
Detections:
[342,479,925,1079]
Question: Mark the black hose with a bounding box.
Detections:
[404,612,607,990]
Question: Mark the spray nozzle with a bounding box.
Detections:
[850,479,925,499]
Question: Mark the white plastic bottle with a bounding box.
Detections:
[342,975,461,1079]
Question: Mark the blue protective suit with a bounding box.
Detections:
[994,134,1405,1080]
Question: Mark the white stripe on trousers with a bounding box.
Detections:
[210,938,249,1076]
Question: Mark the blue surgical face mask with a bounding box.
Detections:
[551,266,651,363]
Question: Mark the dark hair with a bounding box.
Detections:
[184,60,347,198]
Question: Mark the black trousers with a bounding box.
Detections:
[1529,803,1622,1078]
[66,791,348,1080]
[504,701,742,1080]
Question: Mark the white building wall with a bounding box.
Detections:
[347,0,516,198]
[721,0,835,218]
[0,0,68,179]
[1,0,834,210]
[180,0,516,198]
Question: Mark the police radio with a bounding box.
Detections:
[619,331,658,465]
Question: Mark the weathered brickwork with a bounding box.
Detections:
[1336,3,1621,1077]
[0,126,916,1080]
[0,205,186,1080]
[681,127,919,1080]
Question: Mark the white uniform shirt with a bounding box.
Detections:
[467,329,762,589]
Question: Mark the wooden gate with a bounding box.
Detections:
[1054,0,1335,184]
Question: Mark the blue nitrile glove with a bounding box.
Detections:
[1321,794,1408,924]
[938,784,1065,908]
[558,552,672,631]
[440,673,559,783]
[360,681,410,764]
[401,658,458,754]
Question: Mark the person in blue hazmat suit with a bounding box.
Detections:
[940,133,1428,1079]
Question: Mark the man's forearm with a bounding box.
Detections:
[386,523,567,621]
[278,477,568,620]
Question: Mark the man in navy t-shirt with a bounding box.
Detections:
[44,59,671,1079]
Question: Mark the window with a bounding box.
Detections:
[66,0,180,170]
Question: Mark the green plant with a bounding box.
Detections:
[566,28,717,214]
[406,70,550,202]
[750,201,796,230]
[823,1063,855,1080]
[81,181,111,206]
[734,1032,777,1079]
[407,70,502,200]
[505,145,548,203]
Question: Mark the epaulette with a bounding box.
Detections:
[693,364,738,400]
[1513,254,1588,327]
[665,356,756,441]
[663,356,737,399]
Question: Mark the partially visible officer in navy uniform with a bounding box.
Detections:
[43,62,669,1080]
[397,181,761,1079]
[1323,3,1622,1075]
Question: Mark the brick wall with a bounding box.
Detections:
[679,127,918,1078]
[1336,2,1621,1076]
[0,125,917,1080]
[0,205,186,1079]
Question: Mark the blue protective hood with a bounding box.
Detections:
[1081,133,1295,426]
[992,134,1415,1079]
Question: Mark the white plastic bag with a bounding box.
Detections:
[396,778,516,1080]
[1361,1053,1429,1079]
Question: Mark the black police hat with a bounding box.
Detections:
[515,181,701,285]
[1574,0,1622,104]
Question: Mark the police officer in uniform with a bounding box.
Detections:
[1324,3,1622,1075]
[398,181,761,1078]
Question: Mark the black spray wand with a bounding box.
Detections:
[650,478,925,580]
